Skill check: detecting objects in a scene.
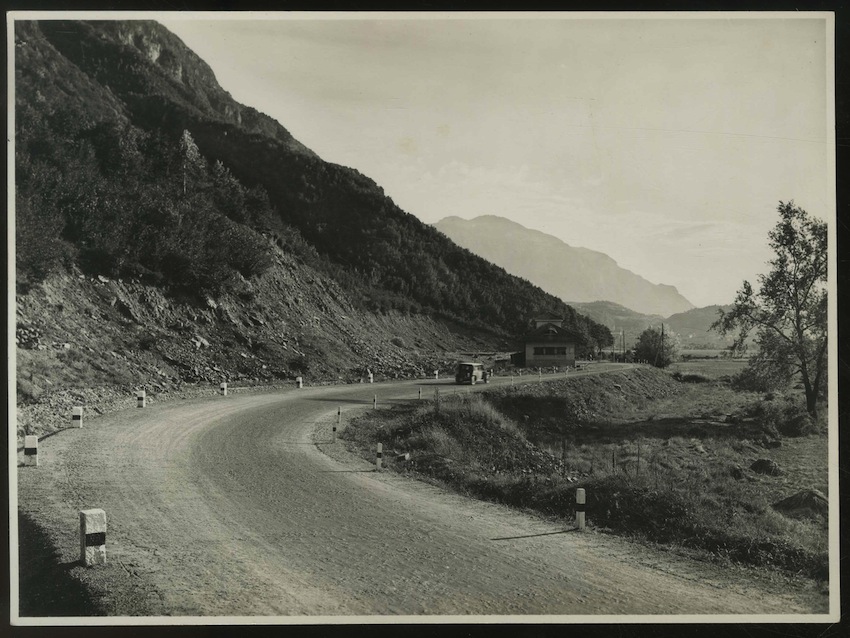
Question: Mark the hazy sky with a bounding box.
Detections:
[160,14,832,308]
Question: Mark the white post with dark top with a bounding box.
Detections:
[80,508,107,566]
[24,436,38,467]
[576,488,586,531]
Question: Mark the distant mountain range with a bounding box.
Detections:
[434,215,694,317]
[567,301,735,350]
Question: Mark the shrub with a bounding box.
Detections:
[777,411,816,437]
[731,363,788,392]
[754,395,816,437]
[17,378,43,404]
[16,194,69,290]
[585,474,693,539]
[671,372,711,383]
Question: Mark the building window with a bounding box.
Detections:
[533,346,569,356]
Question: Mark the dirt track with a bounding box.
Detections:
[15,370,828,619]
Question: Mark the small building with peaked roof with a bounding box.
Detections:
[522,317,578,368]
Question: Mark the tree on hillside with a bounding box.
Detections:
[590,323,614,358]
[179,129,204,196]
[713,202,827,417]
[634,326,679,368]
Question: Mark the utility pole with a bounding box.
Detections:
[611,324,616,361]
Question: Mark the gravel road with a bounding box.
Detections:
[15,370,827,619]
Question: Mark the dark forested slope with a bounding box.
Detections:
[15,19,609,362]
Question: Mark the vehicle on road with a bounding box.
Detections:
[455,362,486,385]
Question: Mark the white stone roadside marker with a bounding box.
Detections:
[296,376,303,389]
[72,406,83,428]
[136,390,146,408]
[376,443,383,471]
[24,436,38,467]
[220,382,228,396]
[80,509,107,566]
[576,488,586,531]
[368,372,374,384]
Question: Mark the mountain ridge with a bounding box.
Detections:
[567,300,735,350]
[434,215,695,317]
[15,17,618,420]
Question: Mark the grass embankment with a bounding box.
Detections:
[343,366,828,581]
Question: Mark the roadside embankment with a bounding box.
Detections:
[341,367,829,583]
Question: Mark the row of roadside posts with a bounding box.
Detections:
[54,365,584,430]
[22,371,588,570]
[22,435,107,564]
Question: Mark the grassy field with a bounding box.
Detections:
[668,358,749,380]
[343,364,828,581]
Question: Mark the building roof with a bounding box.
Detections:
[524,322,579,342]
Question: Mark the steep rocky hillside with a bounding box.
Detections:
[434,215,694,317]
[14,19,615,441]
[16,241,493,441]
[17,20,604,337]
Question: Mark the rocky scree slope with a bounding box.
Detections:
[14,19,609,443]
[16,242,491,443]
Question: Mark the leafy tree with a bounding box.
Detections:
[634,326,679,368]
[179,129,205,196]
[713,202,827,416]
[590,323,614,357]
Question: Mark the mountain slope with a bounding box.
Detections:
[434,215,694,317]
[665,305,735,348]
[19,19,608,340]
[568,301,734,350]
[15,18,618,430]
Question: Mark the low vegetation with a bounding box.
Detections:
[343,366,828,581]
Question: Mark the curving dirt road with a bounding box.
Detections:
[16,370,827,619]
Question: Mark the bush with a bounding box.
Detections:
[754,395,816,438]
[777,411,816,437]
[671,372,711,383]
[731,363,787,392]
[17,378,43,404]
[16,195,69,290]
